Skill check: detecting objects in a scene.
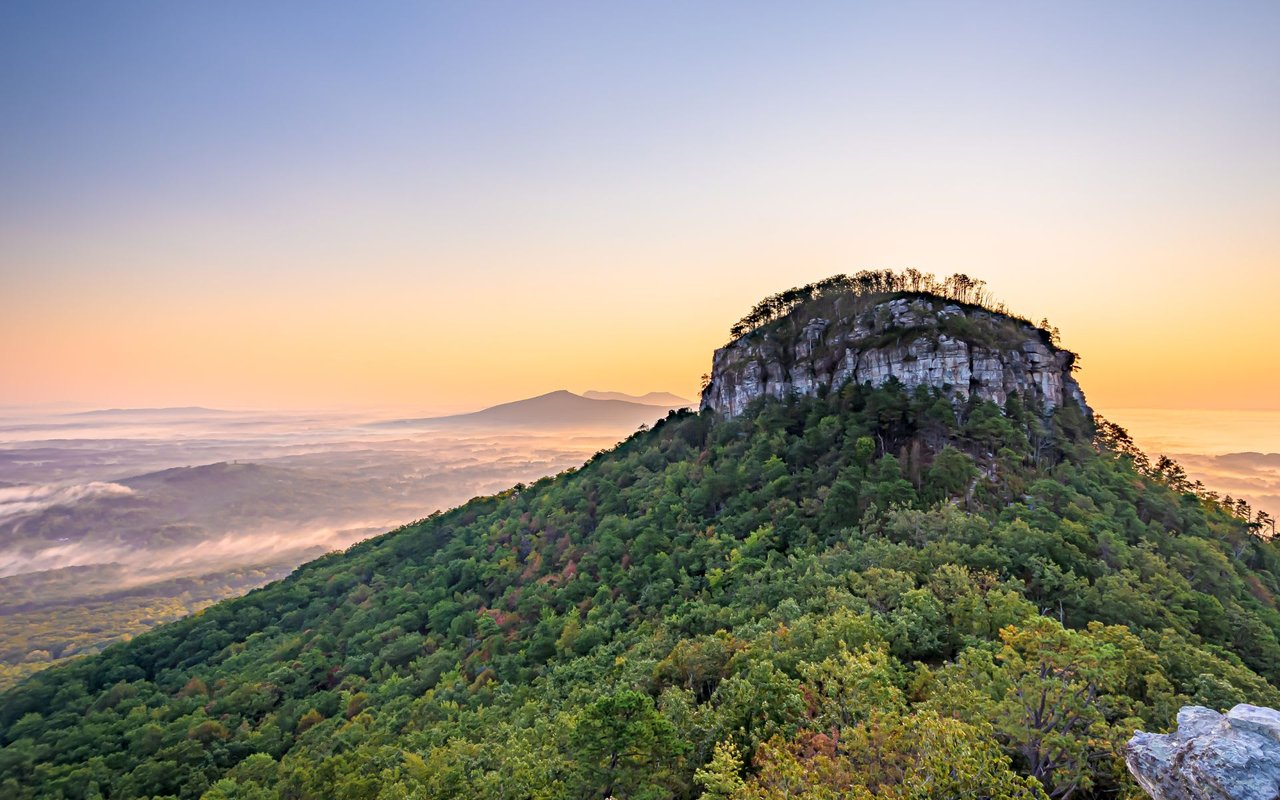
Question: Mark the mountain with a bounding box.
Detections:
[583,390,691,407]
[381,389,676,430]
[3,271,1279,800]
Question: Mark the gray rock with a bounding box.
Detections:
[1226,705,1280,744]
[701,295,1090,419]
[1179,706,1227,740]
[1126,705,1280,800]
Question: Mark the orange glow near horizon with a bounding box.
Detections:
[5,252,1279,416]
[3,4,1278,418]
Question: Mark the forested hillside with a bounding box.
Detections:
[3,290,1280,800]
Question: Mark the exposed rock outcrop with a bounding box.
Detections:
[1126,705,1280,800]
[701,294,1090,418]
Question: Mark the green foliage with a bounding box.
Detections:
[2,379,1279,800]
[728,269,1020,339]
[694,740,745,800]
[0,564,293,691]
[926,618,1151,798]
[570,690,685,799]
[740,711,1048,799]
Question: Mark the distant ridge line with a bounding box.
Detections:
[582,390,690,406]
[64,407,232,417]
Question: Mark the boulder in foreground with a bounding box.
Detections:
[1127,704,1280,800]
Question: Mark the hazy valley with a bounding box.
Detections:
[0,394,685,687]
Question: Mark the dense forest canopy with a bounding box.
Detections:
[2,285,1279,800]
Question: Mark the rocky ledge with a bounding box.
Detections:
[701,294,1090,418]
[1127,704,1280,800]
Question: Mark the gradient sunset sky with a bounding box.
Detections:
[2,2,1278,413]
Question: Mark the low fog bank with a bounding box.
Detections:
[1106,408,1280,456]
[0,481,135,521]
[0,407,637,593]
[1169,451,1280,522]
[0,514,382,579]
[1101,408,1280,521]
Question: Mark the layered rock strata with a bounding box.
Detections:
[701,296,1089,418]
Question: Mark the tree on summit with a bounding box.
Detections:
[727,269,1015,339]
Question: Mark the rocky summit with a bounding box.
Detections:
[701,293,1090,418]
[1127,705,1280,800]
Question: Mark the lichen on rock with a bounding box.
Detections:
[1126,704,1280,800]
[701,294,1090,418]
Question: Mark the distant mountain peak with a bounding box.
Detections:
[380,390,677,430]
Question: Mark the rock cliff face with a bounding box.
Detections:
[1127,705,1280,800]
[700,294,1090,418]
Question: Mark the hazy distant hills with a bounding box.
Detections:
[380,389,684,430]
[63,406,232,417]
[582,390,690,406]
[0,461,379,578]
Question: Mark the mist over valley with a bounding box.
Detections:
[0,396,683,687]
